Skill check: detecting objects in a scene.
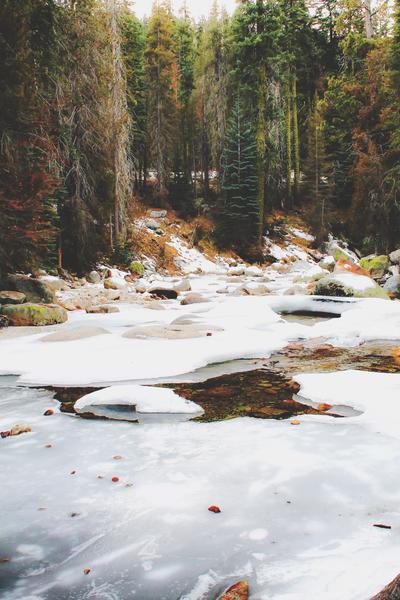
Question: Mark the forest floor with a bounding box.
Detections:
[1,214,400,599]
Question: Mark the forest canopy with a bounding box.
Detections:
[1,0,399,273]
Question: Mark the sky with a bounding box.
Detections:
[132,0,237,20]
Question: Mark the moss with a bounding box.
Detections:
[354,286,389,299]
[315,279,353,297]
[359,255,389,273]
[129,261,145,276]
[1,303,67,326]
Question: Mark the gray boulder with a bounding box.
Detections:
[180,293,210,305]
[383,274,400,297]
[389,249,400,264]
[149,210,167,218]
[87,271,101,284]
[0,291,26,305]
[1,274,55,303]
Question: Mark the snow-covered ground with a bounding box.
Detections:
[2,230,400,599]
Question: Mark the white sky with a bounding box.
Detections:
[132,0,237,20]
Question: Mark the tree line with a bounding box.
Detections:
[1,0,399,273]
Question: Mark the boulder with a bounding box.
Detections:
[383,274,400,297]
[1,303,68,326]
[145,218,160,231]
[149,287,178,300]
[123,323,221,340]
[389,248,400,264]
[129,261,145,276]
[326,241,358,264]
[315,273,389,298]
[0,291,26,305]
[44,278,70,292]
[87,271,101,284]
[333,259,370,276]
[10,424,32,436]
[359,254,390,279]
[104,277,125,290]
[173,278,191,293]
[1,274,55,303]
[86,305,120,314]
[318,256,335,272]
[180,293,210,305]
[149,210,167,218]
[244,266,263,277]
[219,580,249,600]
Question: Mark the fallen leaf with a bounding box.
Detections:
[317,403,333,412]
[70,470,76,475]
[97,475,104,479]
[1,431,11,439]
[43,409,54,416]
[83,567,91,575]
[11,424,32,436]
[373,523,392,529]
[208,505,221,513]
[112,476,119,483]
[44,444,52,448]
[113,455,123,460]
[70,512,80,518]
[125,483,134,488]
[0,557,10,563]
[290,419,301,425]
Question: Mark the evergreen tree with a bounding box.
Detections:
[145,1,178,198]
[218,99,260,256]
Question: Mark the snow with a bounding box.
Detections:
[327,272,376,291]
[167,235,224,274]
[3,232,400,599]
[2,382,400,599]
[75,385,203,414]
[288,227,315,242]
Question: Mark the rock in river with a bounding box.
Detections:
[0,274,55,303]
[0,291,26,305]
[1,303,68,326]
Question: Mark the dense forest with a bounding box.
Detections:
[1,0,400,274]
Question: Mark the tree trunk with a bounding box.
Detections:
[286,80,292,207]
[363,0,373,38]
[256,65,267,242]
[292,76,300,202]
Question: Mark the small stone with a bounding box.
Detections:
[38,507,47,511]
[208,505,221,513]
[70,470,76,475]
[45,444,52,448]
[111,476,119,483]
[70,512,80,518]
[10,424,32,436]
[113,455,123,460]
[1,431,11,439]
[317,403,332,412]
[0,557,11,563]
[290,419,301,425]
[125,483,134,488]
[97,475,104,479]
[44,409,55,416]
[83,567,91,575]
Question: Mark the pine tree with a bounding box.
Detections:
[218,99,260,256]
[145,1,178,198]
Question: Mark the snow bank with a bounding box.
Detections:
[75,385,203,414]
[167,235,224,274]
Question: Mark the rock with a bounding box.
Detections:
[359,254,390,279]
[315,273,389,298]
[180,293,210,305]
[0,291,26,305]
[244,265,263,277]
[40,326,110,342]
[173,278,191,293]
[0,315,9,328]
[389,249,400,264]
[149,210,167,218]
[318,256,335,272]
[1,303,68,326]
[240,283,270,296]
[86,305,120,314]
[326,241,357,264]
[104,278,125,290]
[333,259,370,276]
[135,283,147,293]
[219,581,249,600]
[1,274,55,303]
[208,505,221,513]
[10,424,32,436]
[370,572,400,599]
[145,218,160,231]
[383,274,400,297]
[129,261,145,276]
[87,271,101,284]
[284,285,305,295]
[149,287,178,300]
[57,300,79,311]
[44,278,70,292]
[228,266,246,276]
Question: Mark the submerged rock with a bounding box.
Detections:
[86,305,120,314]
[1,303,68,326]
[0,291,26,305]
[1,274,55,303]
[40,326,110,342]
[87,271,101,284]
[149,287,178,300]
